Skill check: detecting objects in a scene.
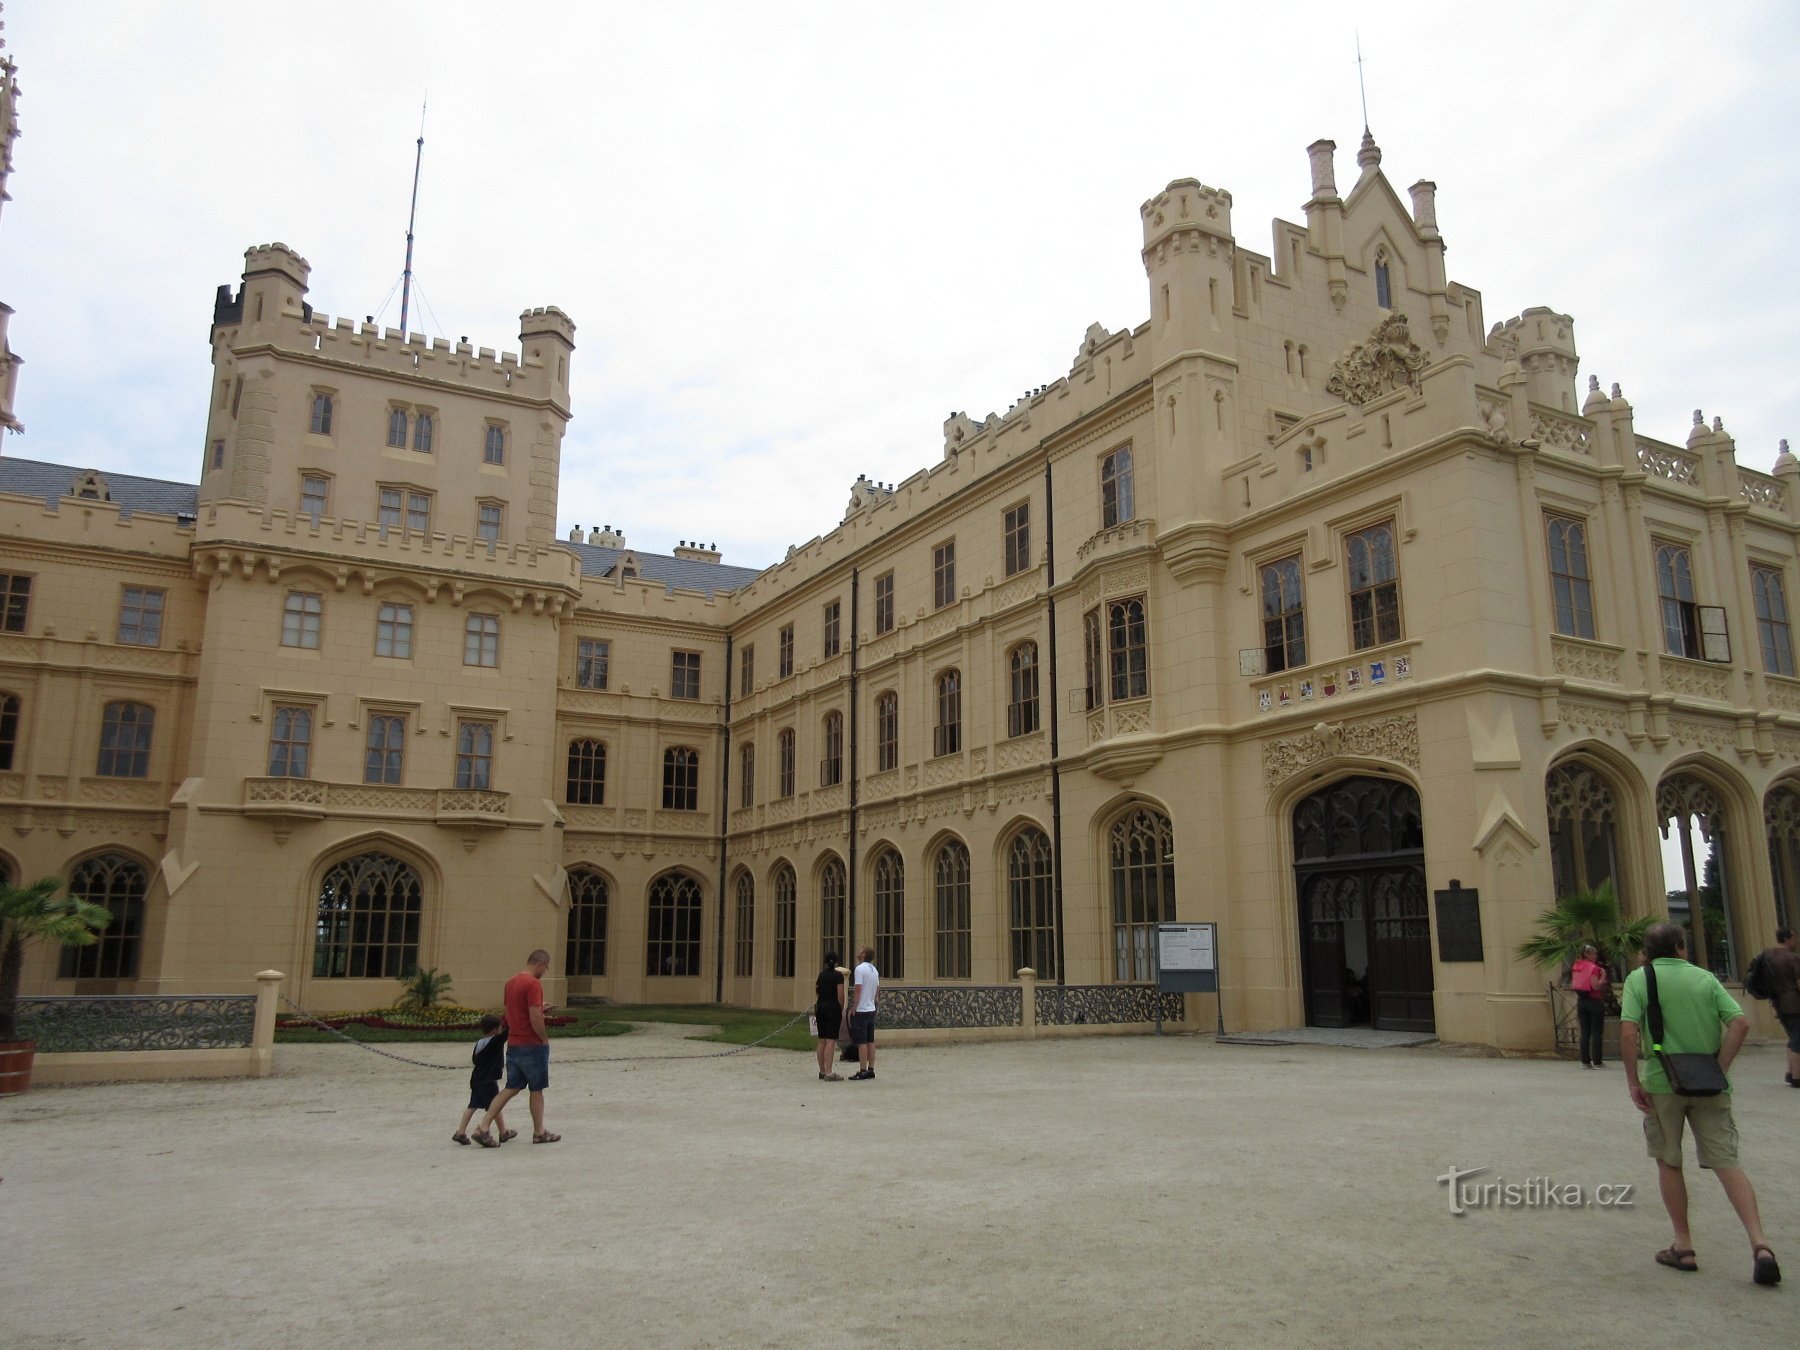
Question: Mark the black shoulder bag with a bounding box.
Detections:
[1644,963,1729,1098]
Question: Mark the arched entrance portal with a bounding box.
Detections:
[1293,776,1433,1032]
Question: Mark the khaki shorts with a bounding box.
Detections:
[1643,1091,1739,1170]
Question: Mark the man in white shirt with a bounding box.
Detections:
[848,945,880,1081]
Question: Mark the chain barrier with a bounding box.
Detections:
[278,995,809,1070]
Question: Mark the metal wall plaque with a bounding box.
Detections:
[1434,881,1484,962]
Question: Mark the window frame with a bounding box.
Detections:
[932,539,957,610]
[933,668,962,757]
[96,701,155,778]
[1003,501,1031,578]
[822,600,841,658]
[740,644,755,696]
[777,727,796,799]
[1654,539,1702,660]
[412,410,434,454]
[309,391,334,437]
[933,839,972,980]
[463,612,500,668]
[386,406,409,449]
[0,572,28,634]
[483,423,507,466]
[116,586,166,648]
[1545,514,1597,641]
[872,848,905,980]
[565,737,607,805]
[778,623,795,679]
[739,741,755,809]
[1106,596,1149,702]
[1753,563,1795,677]
[821,711,844,786]
[876,691,899,773]
[300,474,330,521]
[576,637,610,690]
[874,571,895,635]
[1344,519,1403,652]
[363,712,407,785]
[281,591,323,649]
[267,703,314,778]
[375,601,414,660]
[662,746,700,811]
[476,501,504,544]
[1258,555,1307,674]
[1100,446,1135,529]
[0,692,20,772]
[454,719,495,790]
[671,650,702,701]
[1007,641,1040,738]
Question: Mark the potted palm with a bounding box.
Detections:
[1516,880,1654,1060]
[1,876,114,1094]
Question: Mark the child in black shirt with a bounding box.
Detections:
[453,1014,515,1145]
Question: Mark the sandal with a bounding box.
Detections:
[499,1129,518,1143]
[1655,1246,1698,1273]
[472,1129,499,1149]
[1753,1245,1782,1287]
[533,1131,562,1144]
[451,1132,471,1146]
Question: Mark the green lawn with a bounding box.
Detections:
[275,1002,812,1051]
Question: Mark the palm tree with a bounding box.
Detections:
[1515,879,1654,977]
[1,877,114,1043]
[396,966,454,1011]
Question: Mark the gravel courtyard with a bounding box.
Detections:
[3,1028,1794,1349]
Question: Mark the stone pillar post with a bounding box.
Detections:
[252,970,284,1078]
[1017,967,1037,1038]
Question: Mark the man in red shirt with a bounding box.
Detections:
[474,950,559,1145]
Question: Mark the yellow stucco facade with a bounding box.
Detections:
[5,133,1798,1049]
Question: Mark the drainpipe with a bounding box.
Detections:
[847,568,860,955]
[1044,459,1067,984]
[715,634,732,1004]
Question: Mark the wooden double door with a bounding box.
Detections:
[1294,777,1435,1033]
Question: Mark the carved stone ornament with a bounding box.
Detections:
[1262,713,1420,792]
[1325,314,1430,406]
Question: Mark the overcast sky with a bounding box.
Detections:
[3,2,1798,572]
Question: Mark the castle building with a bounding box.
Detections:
[5,130,1798,1050]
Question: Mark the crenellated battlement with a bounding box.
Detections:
[210,244,573,407]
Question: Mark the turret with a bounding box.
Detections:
[519,306,576,414]
[1496,308,1579,413]
[1303,140,1349,310]
[1140,177,1236,360]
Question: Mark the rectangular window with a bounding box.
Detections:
[778,729,796,798]
[378,487,403,531]
[268,705,313,777]
[281,591,322,649]
[375,603,414,659]
[1753,564,1795,677]
[874,571,894,635]
[96,702,154,778]
[1008,643,1040,738]
[1,573,31,633]
[1101,447,1134,529]
[671,650,701,700]
[464,613,500,667]
[1003,502,1031,577]
[386,407,408,448]
[1258,556,1307,674]
[211,440,225,469]
[778,623,794,679]
[577,638,610,690]
[483,424,507,465]
[565,739,606,804]
[740,644,755,697]
[1107,597,1149,702]
[822,600,841,658]
[116,587,166,647]
[364,713,406,785]
[934,669,962,757]
[406,491,431,535]
[0,693,18,772]
[740,742,755,808]
[1084,608,1103,710]
[455,720,494,790]
[933,540,956,609]
[309,392,333,436]
[476,502,503,544]
[877,692,898,772]
[1345,520,1402,651]
[1545,515,1597,640]
[821,712,843,786]
[1654,540,1701,659]
[300,474,329,520]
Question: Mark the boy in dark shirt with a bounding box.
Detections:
[453,1014,515,1145]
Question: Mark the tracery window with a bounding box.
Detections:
[934,669,961,757]
[566,738,606,805]
[774,863,797,979]
[1752,564,1795,677]
[312,851,422,979]
[872,848,905,979]
[646,872,703,976]
[1009,827,1058,980]
[1109,808,1175,983]
[733,873,755,978]
[565,868,610,976]
[1766,785,1800,930]
[1658,774,1739,981]
[60,853,149,979]
[1655,541,1701,659]
[1259,556,1307,673]
[819,857,847,969]
[1546,516,1596,640]
[1101,446,1134,529]
[1545,760,1620,900]
[933,840,971,980]
[1007,642,1040,738]
[821,712,844,787]
[663,746,699,811]
[877,692,899,772]
[1346,521,1402,650]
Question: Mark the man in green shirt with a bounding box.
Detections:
[1620,923,1779,1286]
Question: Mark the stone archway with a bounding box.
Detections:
[1293,776,1433,1032]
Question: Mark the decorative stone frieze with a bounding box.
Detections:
[1262,713,1420,792]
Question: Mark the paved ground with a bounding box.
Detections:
[2,1027,1795,1349]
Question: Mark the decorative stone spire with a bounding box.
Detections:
[1774,438,1796,470]
[1356,128,1382,175]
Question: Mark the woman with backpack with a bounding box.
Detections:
[1571,943,1612,1069]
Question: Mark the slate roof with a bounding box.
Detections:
[564,540,764,597]
[0,455,198,518]
[0,454,766,596]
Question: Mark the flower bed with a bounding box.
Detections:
[276,1005,577,1032]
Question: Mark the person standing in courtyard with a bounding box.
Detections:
[849,945,879,1081]
[1570,943,1611,1069]
[1619,922,1778,1285]
[474,949,560,1146]
[453,1013,515,1146]
[1751,926,1800,1087]
[815,950,845,1081]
